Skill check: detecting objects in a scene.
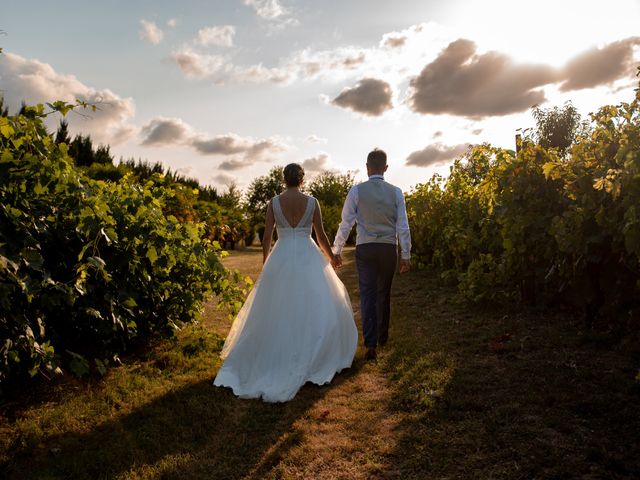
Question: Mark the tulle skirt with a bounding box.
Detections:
[213,236,358,402]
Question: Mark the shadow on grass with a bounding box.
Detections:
[379,269,640,479]
[4,365,361,480]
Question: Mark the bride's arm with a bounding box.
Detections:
[262,200,275,264]
[312,199,336,262]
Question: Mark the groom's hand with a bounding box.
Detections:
[333,254,343,269]
[399,259,410,274]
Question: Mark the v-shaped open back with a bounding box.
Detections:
[273,195,315,229]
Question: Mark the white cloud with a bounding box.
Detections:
[306,134,328,144]
[170,49,229,79]
[0,52,136,144]
[140,117,192,146]
[301,153,329,172]
[139,19,164,45]
[167,18,178,28]
[176,166,194,176]
[243,0,287,19]
[139,116,290,166]
[170,21,444,85]
[211,172,237,186]
[380,33,407,49]
[195,25,236,47]
[170,44,370,85]
[219,158,247,170]
[407,36,640,118]
[170,47,292,84]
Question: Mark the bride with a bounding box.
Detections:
[213,163,358,402]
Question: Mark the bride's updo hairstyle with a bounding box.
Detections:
[284,163,305,187]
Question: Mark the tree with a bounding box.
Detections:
[69,134,95,166]
[55,119,71,145]
[529,101,589,157]
[93,145,113,165]
[245,166,285,235]
[307,171,355,207]
[219,182,243,209]
[307,170,356,244]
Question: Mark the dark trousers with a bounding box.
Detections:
[355,243,397,348]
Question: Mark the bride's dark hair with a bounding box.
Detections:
[283,163,305,187]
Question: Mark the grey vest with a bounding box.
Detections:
[357,178,398,245]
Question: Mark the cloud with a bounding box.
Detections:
[305,134,328,144]
[301,153,329,172]
[176,166,194,176]
[407,36,640,119]
[432,131,443,138]
[139,20,164,45]
[195,25,235,47]
[0,52,136,144]
[211,173,237,186]
[332,78,393,116]
[232,63,293,83]
[170,42,369,85]
[472,128,483,135]
[139,117,289,164]
[218,158,247,170]
[170,48,292,83]
[407,39,558,118]
[170,22,438,86]
[192,133,255,154]
[243,0,287,19]
[167,18,178,28]
[560,36,640,91]
[381,33,407,49]
[140,117,192,146]
[406,143,469,167]
[292,47,368,79]
[170,50,228,79]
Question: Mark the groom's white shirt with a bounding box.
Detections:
[333,174,411,260]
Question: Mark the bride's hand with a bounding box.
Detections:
[331,254,342,269]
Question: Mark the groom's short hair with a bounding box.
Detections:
[367,148,387,169]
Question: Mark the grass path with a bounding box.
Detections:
[207,247,405,479]
[2,246,639,479]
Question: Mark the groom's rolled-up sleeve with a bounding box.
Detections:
[395,187,412,260]
[333,185,358,255]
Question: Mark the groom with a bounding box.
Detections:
[333,148,411,360]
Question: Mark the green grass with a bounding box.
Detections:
[1,247,639,479]
[381,269,640,479]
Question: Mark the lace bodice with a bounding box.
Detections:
[272,195,315,237]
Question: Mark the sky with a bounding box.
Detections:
[1,0,640,192]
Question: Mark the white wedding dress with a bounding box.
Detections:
[213,195,358,402]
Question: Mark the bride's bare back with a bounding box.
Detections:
[277,190,311,228]
[262,188,335,266]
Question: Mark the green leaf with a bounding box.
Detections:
[146,246,158,265]
[87,256,106,269]
[95,358,108,376]
[122,297,137,308]
[0,118,14,138]
[66,350,90,378]
[33,182,47,195]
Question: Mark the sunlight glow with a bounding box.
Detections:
[444,0,640,65]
